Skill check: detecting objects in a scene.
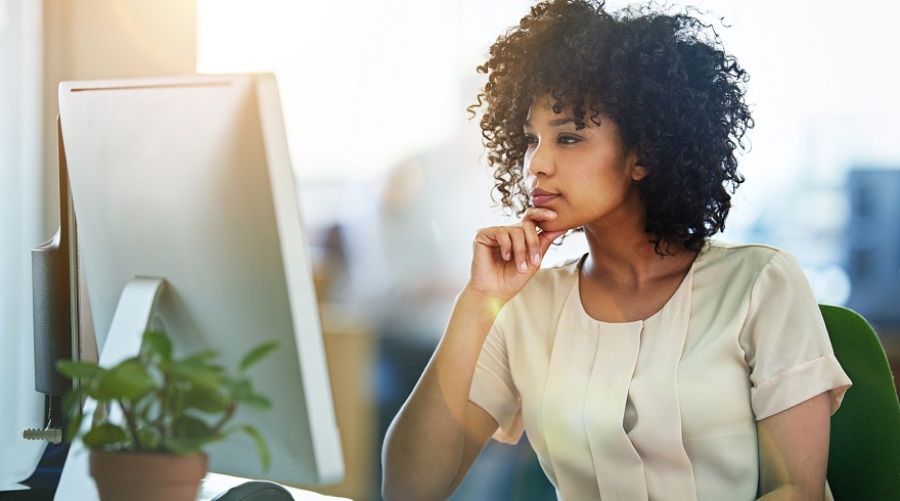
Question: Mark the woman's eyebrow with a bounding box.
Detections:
[549,117,577,127]
[523,116,577,129]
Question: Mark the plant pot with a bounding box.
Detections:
[89,450,208,501]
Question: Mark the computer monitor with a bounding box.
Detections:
[53,73,344,497]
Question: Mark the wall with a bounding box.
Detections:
[41,0,196,237]
[0,0,48,487]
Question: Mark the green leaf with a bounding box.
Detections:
[82,422,128,449]
[61,385,89,417]
[239,341,279,374]
[181,349,220,365]
[183,386,229,414]
[55,329,278,456]
[164,360,223,389]
[60,385,91,443]
[136,428,161,450]
[95,360,156,401]
[56,360,104,379]
[239,393,272,410]
[164,432,225,455]
[142,330,173,362]
[224,378,253,400]
[236,424,271,472]
[165,415,219,453]
[64,411,84,443]
[134,397,157,420]
[172,414,214,439]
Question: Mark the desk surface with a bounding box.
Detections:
[198,473,349,500]
[55,440,350,501]
[50,470,349,501]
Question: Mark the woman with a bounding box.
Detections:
[382,1,852,499]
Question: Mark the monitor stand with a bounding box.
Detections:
[94,277,166,366]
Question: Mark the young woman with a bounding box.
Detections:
[382,1,851,499]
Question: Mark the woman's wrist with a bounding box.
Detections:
[456,286,508,320]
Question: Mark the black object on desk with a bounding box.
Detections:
[211,481,294,500]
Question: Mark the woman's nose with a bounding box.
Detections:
[526,142,553,177]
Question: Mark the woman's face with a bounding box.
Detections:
[523,96,647,234]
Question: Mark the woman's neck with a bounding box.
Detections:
[577,226,700,323]
[581,225,698,290]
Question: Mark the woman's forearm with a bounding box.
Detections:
[381,288,502,500]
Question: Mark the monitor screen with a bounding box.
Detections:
[53,73,343,497]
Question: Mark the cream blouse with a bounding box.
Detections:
[469,241,852,500]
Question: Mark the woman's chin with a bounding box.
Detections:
[537,220,571,234]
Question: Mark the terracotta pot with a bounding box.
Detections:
[89,450,208,501]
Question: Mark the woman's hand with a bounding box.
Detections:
[467,208,566,302]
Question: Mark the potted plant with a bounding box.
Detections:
[57,330,278,501]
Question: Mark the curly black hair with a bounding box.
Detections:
[471,0,753,254]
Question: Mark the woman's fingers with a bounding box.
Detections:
[538,229,566,254]
[512,222,535,272]
[507,209,565,272]
[474,225,535,274]
[469,218,566,300]
[473,208,565,279]
[521,208,563,266]
[493,228,513,261]
[514,215,539,267]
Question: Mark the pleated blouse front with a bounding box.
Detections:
[469,242,851,500]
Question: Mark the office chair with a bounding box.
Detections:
[820,304,900,499]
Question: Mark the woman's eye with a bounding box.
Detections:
[524,134,538,146]
[558,135,581,145]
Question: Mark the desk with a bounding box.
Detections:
[53,446,352,501]
[198,473,348,500]
[48,471,348,500]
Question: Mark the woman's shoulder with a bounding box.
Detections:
[696,240,808,287]
[698,240,794,270]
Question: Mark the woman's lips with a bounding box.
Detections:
[531,188,558,207]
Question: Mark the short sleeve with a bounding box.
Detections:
[469,317,525,444]
[740,250,852,420]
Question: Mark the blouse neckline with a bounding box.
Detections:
[572,241,709,326]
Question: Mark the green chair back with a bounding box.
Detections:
[820,304,900,499]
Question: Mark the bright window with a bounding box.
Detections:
[197,0,533,181]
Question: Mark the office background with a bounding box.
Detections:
[2,0,898,499]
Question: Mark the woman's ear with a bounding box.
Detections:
[629,151,648,181]
[627,141,650,181]
[632,163,648,181]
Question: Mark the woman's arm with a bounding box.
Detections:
[757,391,832,500]
[381,288,505,500]
[381,209,564,500]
